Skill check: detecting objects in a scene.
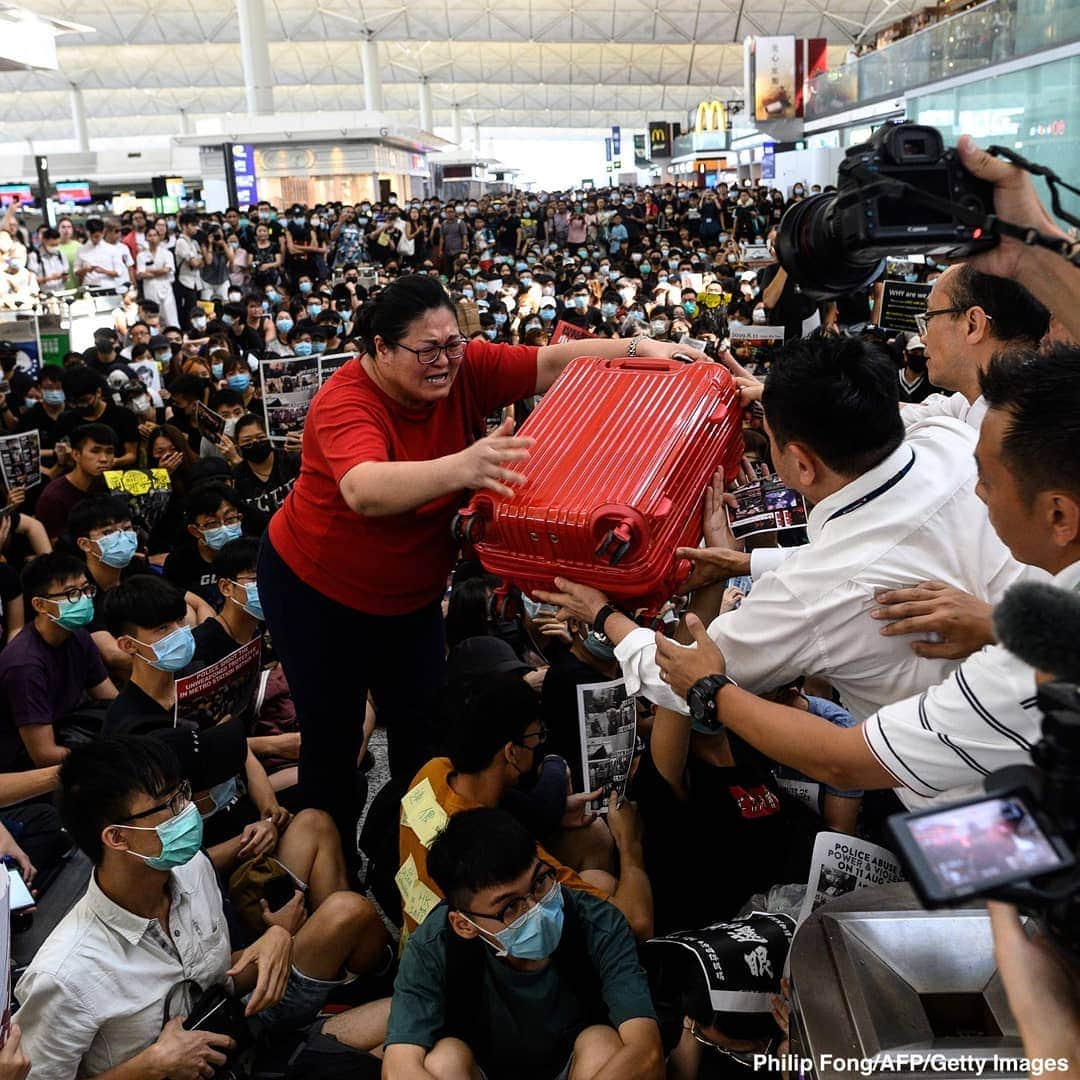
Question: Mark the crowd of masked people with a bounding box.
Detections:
[0,137,1076,1080]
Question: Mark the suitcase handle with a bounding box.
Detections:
[607,358,677,373]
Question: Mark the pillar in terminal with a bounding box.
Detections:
[236,0,274,114]
[451,103,462,146]
[361,35,384,113]
[69,85,89,152]
[418,77,434,133]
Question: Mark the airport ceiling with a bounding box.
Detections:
[0,0,915,141]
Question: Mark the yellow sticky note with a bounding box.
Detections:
[395,854,443,926]
[400,779,449,848]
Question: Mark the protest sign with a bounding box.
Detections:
[577,678,636,814]
[259,351,352,442]
[728,323,785,366]
[797,831,905,925]
[879,279,932,334]
[104,468,172,537]
[726,477,808,541]
[0,429,40,490]
[175,637,262,730]
[194,401,226,443]
[549,320,596,345]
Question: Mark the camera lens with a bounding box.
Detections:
[776,194,885,301]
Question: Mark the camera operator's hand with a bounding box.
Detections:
[987,900,1080,1066]
[956,135,1071,281]
[870,580,995,660]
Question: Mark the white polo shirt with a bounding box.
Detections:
[615,417,1027,722]
[75,239,131,292]
[863,560,1080,809]
[15,851,231,1080]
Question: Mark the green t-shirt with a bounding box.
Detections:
[386,890,656,1079]
[59,240,81,288]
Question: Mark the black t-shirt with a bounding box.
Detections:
[105,680,171,733]
[192,617,247,666]
[232,452,301,534]
[163,544,221,610]
[560,308,605,333]
[0,563,22,646]
[18,403,65,452]
[758,263,817,342]
[231,323,267,361]
[496,216,520,253]
[539,646,612,792]
[631,739,814,934]
[897,369,938,404]
[55,403,139,450]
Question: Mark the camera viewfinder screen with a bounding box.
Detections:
[878,169,952,227]
[909,797,1063,893]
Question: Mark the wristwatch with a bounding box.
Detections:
[687,673,737,731]
[592,603,619,638]
[626,336,643,358]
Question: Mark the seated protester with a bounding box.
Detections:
[199,387,247,462]
[630,702,815,936]
[384,808,663,1080]
[18,364,67,472]
[143,424,198,555]
[399,673,652,942]
[34,423,115,542]
[221,353,258,413]
[55,367,139,467]
[163,481,243,610]
[232,413,301,533]
[194,539,300,788]
[0,554,116,772]
[15,735,391,1080]
[165,372,211,454]
[69,496,214,680]
[0,544,24,645]
[645,911,794,1074]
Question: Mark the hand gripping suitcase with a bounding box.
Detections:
[452,356,745,617]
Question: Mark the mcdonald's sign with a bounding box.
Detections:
[694,100,729,132]
[648,121,672,158]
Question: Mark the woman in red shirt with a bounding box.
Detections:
[257,273,707,856]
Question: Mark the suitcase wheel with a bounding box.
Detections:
[495,591,516,620]
[451,512,484,545]
[595,521,635,566]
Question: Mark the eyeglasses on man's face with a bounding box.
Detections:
[460,862,558,927]
[115,780,193,824]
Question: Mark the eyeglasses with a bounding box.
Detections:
[914,307,993,336]
[92,524,133,540]
[116,780,192,824]
[43,583,97,604]
[514,723,548,750]
[461,862,558,927]
[198,514,242,529]
[395,337,466,366]
[685,1021,761,1068]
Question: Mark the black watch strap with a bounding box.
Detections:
[592,603,619,637]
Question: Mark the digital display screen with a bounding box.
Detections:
[0,185,34,208]
[56,180,92,204]
[908,796,1064,893]
[878,169,952,228]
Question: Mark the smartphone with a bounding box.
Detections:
[7,869,33,912]
[886,792,1074,905]
[263,873,297,913]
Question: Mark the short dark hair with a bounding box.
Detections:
[234,413,266,439]
[209,388,244,411]
[214,537,259,581]
[22,552,88,602]
[68,495,132,542]
[37,364,64,387]
[427,807,537,910]
[62,367,106,401]
[59,737,180,864]
[762,334,904,477]
[444,673,539,773]
[85,217,104,234]
[70,423,117,451]
[945,266,1050,345]
[102,574,187,638]
[168,374,208,401]
[979,343,1080,503]
[354,273,456,355]
[184,481,237,524]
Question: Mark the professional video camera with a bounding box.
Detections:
[776,122,998,299]
[887,582,1080,952]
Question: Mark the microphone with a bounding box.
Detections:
[992,581,1080,684]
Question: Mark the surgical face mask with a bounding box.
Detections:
[209,361,224,380]
[467,882,565,960]
[42,389,65,406]
[231,580,264,621]
[294,340,313,356]
[201,521,243,551]
[572,296,588,311]
[266,289,281,303]
[684,301,698,316]
[298,281,313,294]
[520,276,532,288]
[525,321,541,333]
[48,593,95,631]
[228,291,243,304]
[119,801,204,870]
[582,631,616,662]
[94,528,138,569]
[538,307,556,323]
[462,288,474,300]
[493,313,507,327]
[650,319,669,337]
[191,315,208,331]
[601,302,617,318]
[154,350,171,364]
[619,288,636,305]
[276,318,293,335]
[311,341,326,354]
[205,777,239,818]
[484,328,497,340]
[307,304,323,318]
[227,373,250,392]
[221,314,234,328]
[136,624,197,672]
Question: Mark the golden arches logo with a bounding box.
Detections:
[695,100,728,132]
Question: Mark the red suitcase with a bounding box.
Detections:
[453,356,745,616]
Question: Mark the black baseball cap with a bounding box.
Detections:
[447,636,530,684]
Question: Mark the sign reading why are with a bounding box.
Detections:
[879,279,932,334]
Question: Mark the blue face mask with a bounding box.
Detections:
[43,389,65,406]
[572,296,588,311]
[96,529,138,569]
[310,341,325,354]
[231,581,264,621]
[202,521,243,551]
[294,340,313,356]
[276,319,293,335]
[227,373,251,392]
[472,883,565,960]
[120,801,204,871]
[307,304,323,318]
[581,631,616,662]
[221,314,234,327]
[484,328,497,340]
[266,290,280,303]
[493,313,507,326]
[462,288,474,299]
[601,303,617,318]
[298,282,313,294]
[212,363,224,379]
[154,351,172,364]
[49,593,95,631]
[205,776,239,817]
[539,308,555,321]
[137,625,197,673]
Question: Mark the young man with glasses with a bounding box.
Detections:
[0,553,116,772]
[163,482,245,611]
[384,807,663,1080]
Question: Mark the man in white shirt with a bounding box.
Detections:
[173,211,204,329]
[540,334,1024,724]
[902,263,1048,431]
[75,218,133,293]
[631,344,1079,810]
